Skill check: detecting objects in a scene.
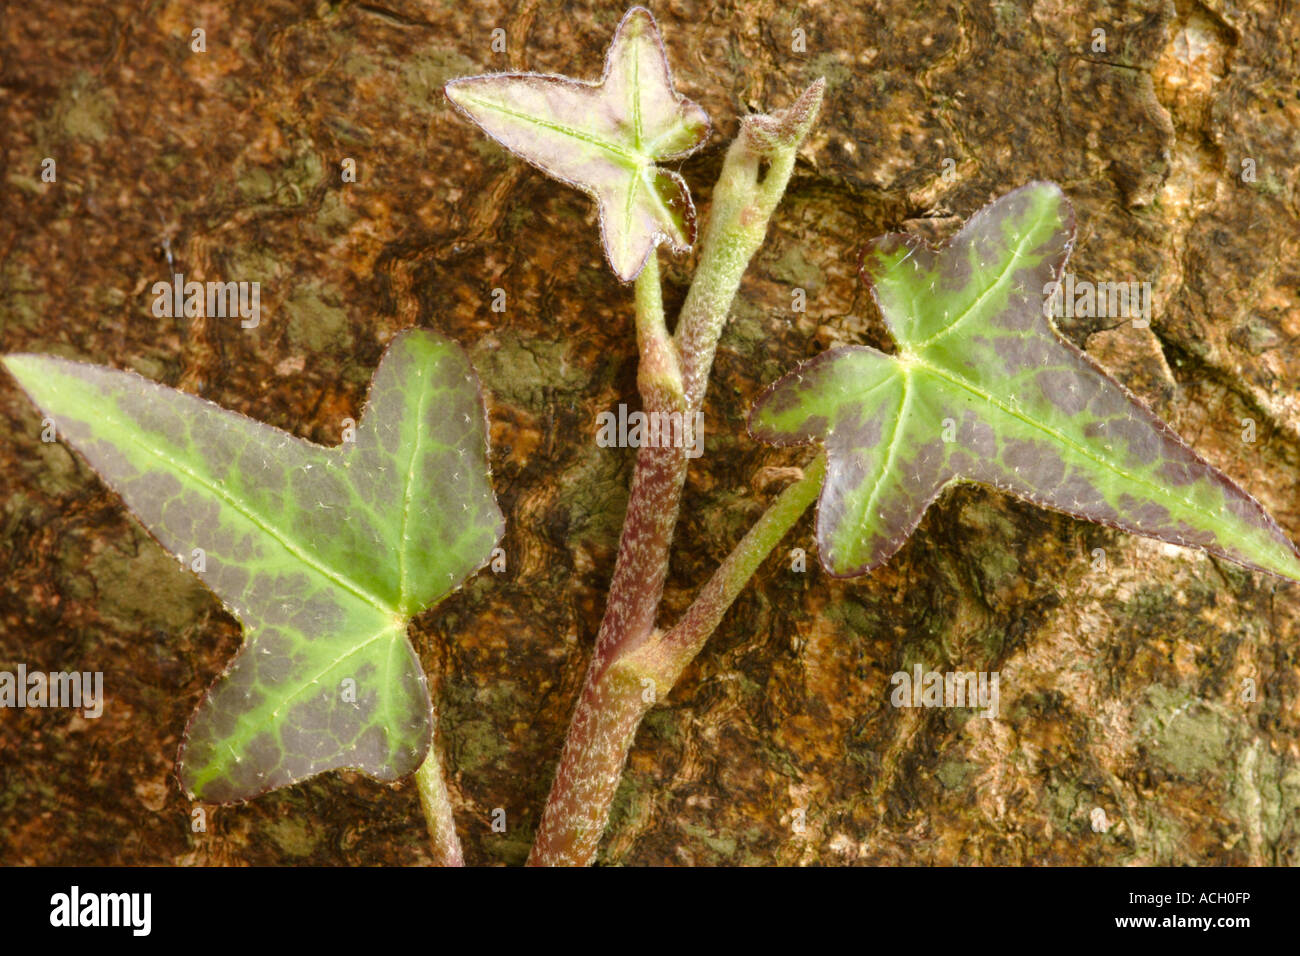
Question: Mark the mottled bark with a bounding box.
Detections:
[2,0,1299,866]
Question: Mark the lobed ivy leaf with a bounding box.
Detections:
[445,6,710,282]
[2,330,504,801]
[750,182,1300,582]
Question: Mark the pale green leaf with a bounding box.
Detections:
[445,6,710,281]
[751,182,1300,582]
[3,330,504,801]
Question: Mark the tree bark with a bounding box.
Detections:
[2,0,1298,866]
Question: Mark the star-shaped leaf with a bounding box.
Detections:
[3,330,504,801]
[445,6,710,282]
[750,182,1300,582]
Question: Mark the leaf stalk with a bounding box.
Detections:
[415,727,466,867]
[529,83,825,864]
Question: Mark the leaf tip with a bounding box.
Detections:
[3,352,35,380]
[442,75,475,113]
[739,78,826,156]
[796,76,827,113]
[1,353,56,401]
[620,4,657,26]
[612,5,664,53]
[1261,538,1300,584]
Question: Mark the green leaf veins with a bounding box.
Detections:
[445,6,710,282]
[750,182,1300,582]
[3,330,504,801]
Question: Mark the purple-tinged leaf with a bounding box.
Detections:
[750,182,1300,582]
[445,6,710,282]
[3,331,504,801]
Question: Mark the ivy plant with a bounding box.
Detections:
[3,331,502,864]
[750,182,1300,581]
[5,6,1297,866]
[445,5,710,282]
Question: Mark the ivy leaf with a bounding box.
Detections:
[750,182,1300,582]
[445,5,710,282]
[2,330,504,801]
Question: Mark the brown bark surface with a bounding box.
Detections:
[2,0,1298,865]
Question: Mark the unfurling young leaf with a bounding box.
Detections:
[445,6,710,282]
[750,182,1300,582]
[2,330,504,801]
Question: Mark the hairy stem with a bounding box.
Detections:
[525,649,664,866]
[677,79,824,414]
[633,253,681,404]
[529,257,690,866]
[529,83,825,866]
[661,453,825,657]
[527,457,824,866]
[588,254,688,672]
[415,729,465,867]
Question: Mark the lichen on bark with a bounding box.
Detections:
[2,0,1298,865]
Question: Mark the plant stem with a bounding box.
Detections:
[523,644,665,866]
[527,455,824,866]
[632,253,682,405]
[587,255,688,674]
[527,256,690,868]
[661,452,825,657]
[528,82,825,866]
[415,728,465,866]
[677,79,825,415]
